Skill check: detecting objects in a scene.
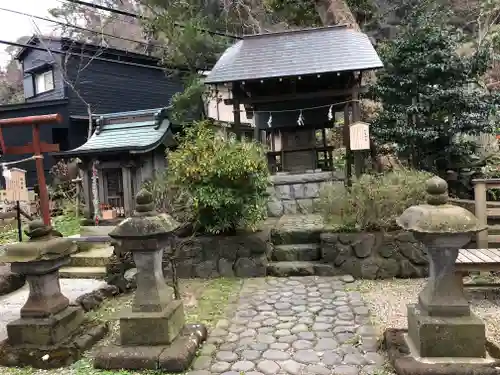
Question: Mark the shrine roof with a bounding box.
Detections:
[204,25,383,84]
[54,107,172,157]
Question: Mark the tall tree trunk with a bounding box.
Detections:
[314,0,376,92]
[313,0,360,30]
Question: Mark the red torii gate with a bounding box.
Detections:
[0,114,61,226]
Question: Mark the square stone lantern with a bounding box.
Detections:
[93,189,207,371]
[385,176,500,375]
[0,221,108,369]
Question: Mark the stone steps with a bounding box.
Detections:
[272,244,321,261]
[69,247,114,267]
[60,244,114,279]
[270,214,325,246]
[268,215,327,276]
[271,227,323,245]
[68,234,112,252]
[60,266,107,279]
[267,261,340,277]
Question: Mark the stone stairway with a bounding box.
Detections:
[59,230,114,279]
[60,246,113,279]
[59,233,113,279]
[267,214,338,276]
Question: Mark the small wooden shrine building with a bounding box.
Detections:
[204,25,383,176]
[53,107,173,219]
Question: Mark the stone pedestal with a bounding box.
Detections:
[93,189,206,372]
[7,306,84,347]
[12,257,70,318]
[405,233,487,358]
[414,234,471,318]
[407,304,486,358]
[0,220,108,369]
[386,177,499,375]
[132,250,175,312]
[119,300,185,346]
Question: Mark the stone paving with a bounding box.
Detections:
[189,276,384,375]
[0,278,106,341]
[275,214,325,233]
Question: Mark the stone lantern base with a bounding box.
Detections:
[119,300,185,346]
[0,315,108,369]
[384,328,500,375]
[7,305,85,347]
[93,322,207,371]
[407,304,486,358]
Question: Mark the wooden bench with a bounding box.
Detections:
[456,248,500,287]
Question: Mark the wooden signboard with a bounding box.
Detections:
[349,121,370,151]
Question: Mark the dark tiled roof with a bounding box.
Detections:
[205,26,383,84]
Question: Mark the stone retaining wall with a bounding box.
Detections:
[106,230,271,288]
[267,171,343,217]
[320,231,428,279]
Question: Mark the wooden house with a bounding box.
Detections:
[204,25,383,177]
[53,107,173,219]
[0,36,183,187]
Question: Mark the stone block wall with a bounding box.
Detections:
[267,171,343,217]
[320,231,428,279]
[106,230,271,289]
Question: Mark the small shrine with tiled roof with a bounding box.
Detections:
[53,107,174,219]
[205,25,383,179]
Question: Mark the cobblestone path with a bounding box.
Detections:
[189,276,384,375]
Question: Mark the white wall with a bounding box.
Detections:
[206,86,253,125]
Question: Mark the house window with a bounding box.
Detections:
[34,70,54,94]
[23,68,55,99]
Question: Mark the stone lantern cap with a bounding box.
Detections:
[0,220,76,263]
[396,176,487,234]
[109,189,180,240]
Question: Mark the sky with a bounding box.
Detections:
[0,0,60,68]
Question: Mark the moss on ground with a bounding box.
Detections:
[0,278,242,375]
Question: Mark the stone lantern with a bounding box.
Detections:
[0,220,107,369]
[94,189,206,371]
[395,176,487,359]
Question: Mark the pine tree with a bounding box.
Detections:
[371,1,499,173]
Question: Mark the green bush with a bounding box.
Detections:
[142,170,195,225]
[165,120,270,234]
[319,169,432,231]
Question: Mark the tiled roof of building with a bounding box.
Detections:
[205,26,383,84]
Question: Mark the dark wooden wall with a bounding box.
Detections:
[64,55,183,117]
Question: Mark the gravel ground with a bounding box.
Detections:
[355,278,500,346]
